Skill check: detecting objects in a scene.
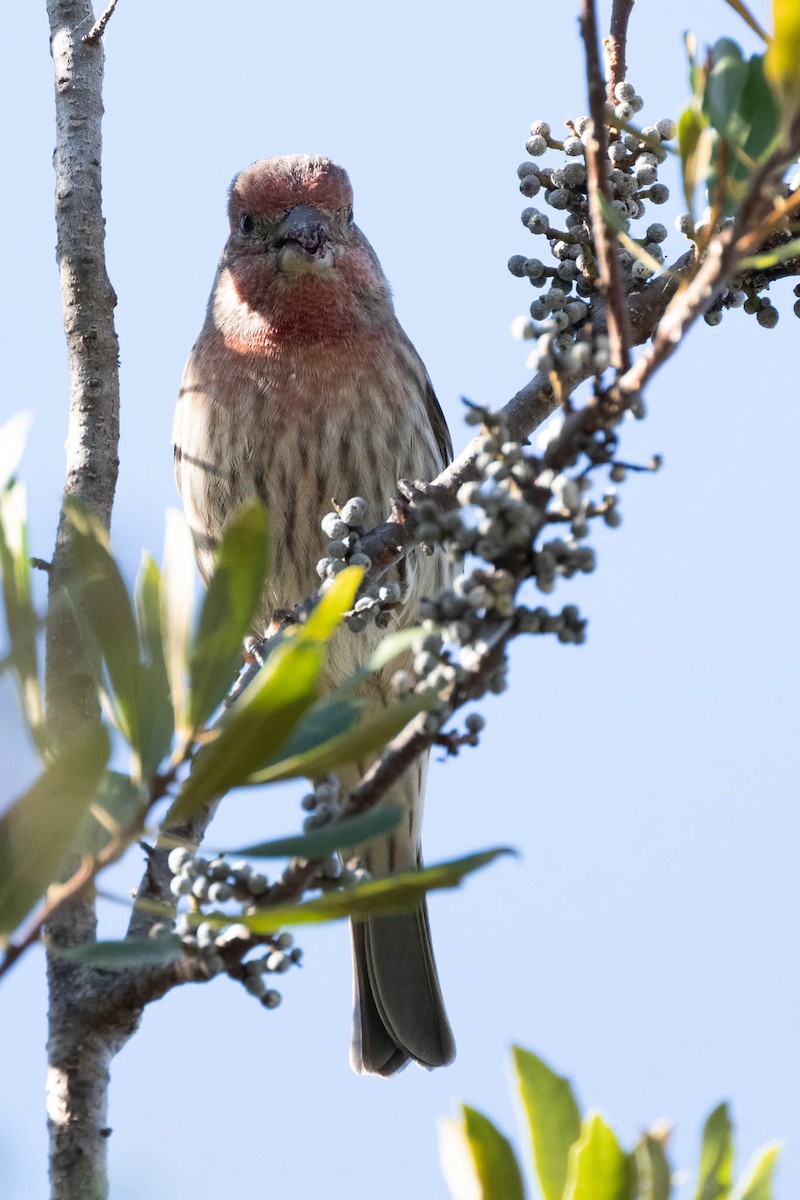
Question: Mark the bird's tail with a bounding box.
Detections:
[338,756,456,1076]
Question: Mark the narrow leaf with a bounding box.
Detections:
[0,725,111,938]
[514,1047,582,1200]
[57,935,183,969]
[440,1106,526,1200]
[188,500,269,728]
[696,1104,734,1200]
[730,1144,781,1200]
[0,482,43,740]
[704,39,748,144]
[167,638,325,819]
[161,509,196,740]
[65,499,141,752]
[634,1133,672,1200]
[678,105,710,215]
[300,565,363,640]
[766,0,800,119]
[247,692,434,785]
[134,553,174,777]
[564,1112,632,1200]
[722,0,769,42]
[197,847,513,930]
[229,804,405,859]
[0,412,34,490]
[739,237,800,269]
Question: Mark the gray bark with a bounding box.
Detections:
[44,3,122,1197]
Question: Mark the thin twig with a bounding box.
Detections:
[580,0,632,374]
[604,0,635,101]
[82,0,120,45]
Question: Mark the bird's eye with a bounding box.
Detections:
[346,207,354,225]
[239,214,254,234]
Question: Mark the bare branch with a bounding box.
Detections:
[580,0,632,374]
[604,0,635,101]
[81,0,119,45]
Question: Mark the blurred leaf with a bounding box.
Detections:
[722,0,769,42]
[72,771,146,858]
[300,565,363,641]
[766,0,800,120]
[697,1104,734,1200]
[0,725,110,939]
[199,847,513,930]
[229,804,405,859]
[57,935,183,969]
[0,411,34,491]
[161,510,196,741]
[514,1047,582,1200]
[339,626,422,691]
[66,499,141,752]
[134,553,175,778]
[188,500,269,729]
[440,1106,526,1200]
[738,56,780,165]
[167,638,325,820]
[564,1112,632,1200]
[704,39,748,144]
[248,692,434,784]
[730,1144,781,1200]
[634,1133,672,1200]
[678,104,710,215]
[0,481,43,742]
[740,236,800,269]
[256,696,363,765]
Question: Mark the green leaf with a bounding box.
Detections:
[0,481,43,741]
[188,500,269,728]
[161,509,196,741]
[57,935,183,969]
[738,56,780,166]
[256,696,363,765]
[197,847,513,930]
[440,1106,526,1200]
[65,499,141,753]
[634,1133,672,1200]
[299,565,363,641]
[766,0,800,120]
[71,771,146,858]
[248,692,434,784]
[564,1112,632,1200]
[0,725,111,939]
[134,553,175,778]
[167,637,325,819]
[697,1104,734,1200]
[704,39,749,144]
[228,804,405,859]
[514,1047,582,1200]
[678,104,711,216]
[730,1144,781,1200]
[739,236,800,269]
[0,411,33,491]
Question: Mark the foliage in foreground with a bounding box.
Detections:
[440,1048,781,1200]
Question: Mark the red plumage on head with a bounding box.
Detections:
[228,154,353,225]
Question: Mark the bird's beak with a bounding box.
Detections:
[275,205,334,273]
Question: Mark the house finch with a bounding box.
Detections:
[174,154,455,1075]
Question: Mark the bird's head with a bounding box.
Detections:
[216,155,393,340]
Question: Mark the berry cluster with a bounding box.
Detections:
[317,498,403,631]
[163,846,303,1009]
[509,86,676,373]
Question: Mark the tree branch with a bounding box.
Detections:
[604,0,634,101]
[44,2,122,1196]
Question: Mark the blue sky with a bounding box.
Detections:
[2,1,798,1197]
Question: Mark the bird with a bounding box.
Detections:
[173,154,456,1075]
